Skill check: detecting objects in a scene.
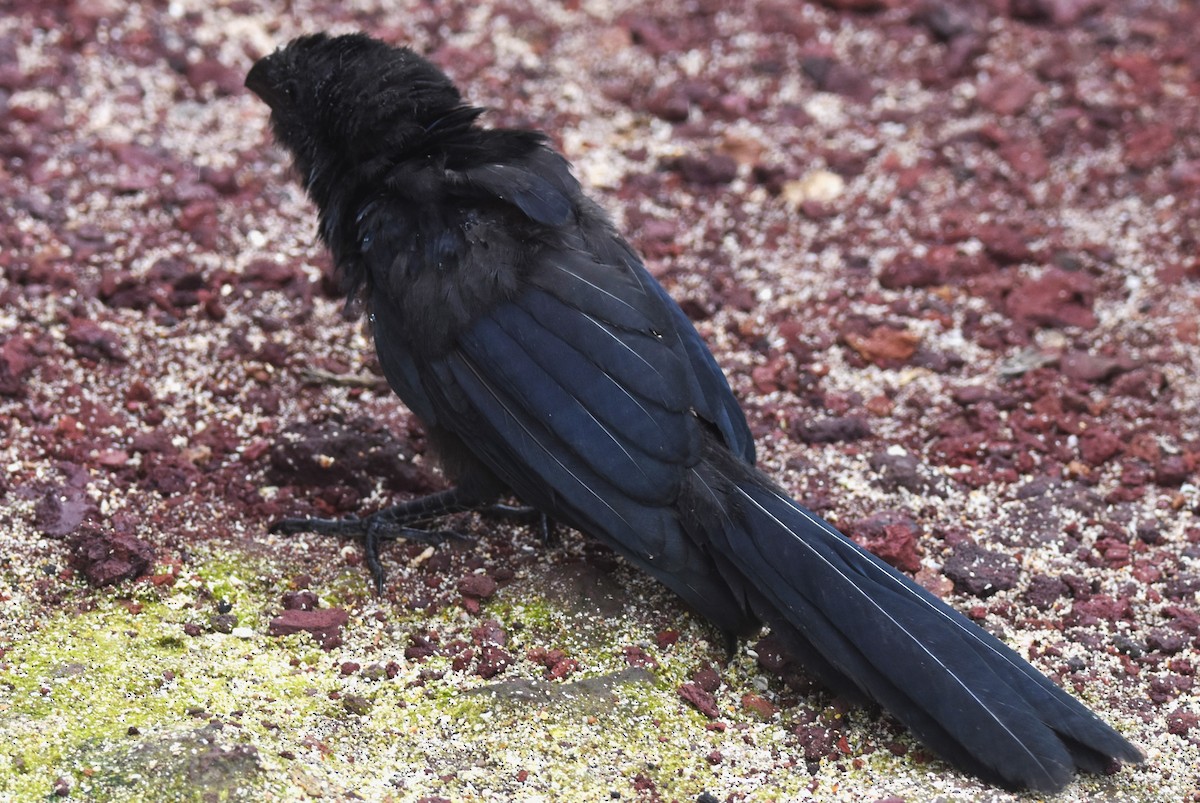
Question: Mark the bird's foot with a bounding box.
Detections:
[270,497,474,594]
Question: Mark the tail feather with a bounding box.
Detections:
[699,468,1141,792]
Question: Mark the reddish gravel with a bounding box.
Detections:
[1,0,1198,800]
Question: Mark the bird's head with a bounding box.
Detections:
[246,33,472,194]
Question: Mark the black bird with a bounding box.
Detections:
[245,33,1142,792]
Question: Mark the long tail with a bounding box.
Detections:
[694,460,1142,792]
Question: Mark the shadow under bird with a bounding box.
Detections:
[245,32,1142,792]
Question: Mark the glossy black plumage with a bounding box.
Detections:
[246,33,1142,792]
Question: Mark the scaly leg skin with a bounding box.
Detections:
[270,487,483,593]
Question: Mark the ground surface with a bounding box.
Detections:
[1,0,1198,801]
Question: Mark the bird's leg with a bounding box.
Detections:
[270,486,487,593]
[480,502,559,545]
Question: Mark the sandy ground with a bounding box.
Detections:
[1,0,1197,800]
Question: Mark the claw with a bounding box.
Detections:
[269,515,366,537]
[538,514,557,546]
[364,518,385,594]
[361,522,472,592]
[268,486,492,593]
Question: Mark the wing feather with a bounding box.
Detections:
[488,298,694,463]
[458,310,682,504]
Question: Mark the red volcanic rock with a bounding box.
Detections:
[678,681,720,719]
[942,542,1019,599]
[0,337,36,397]
[1079,427,1123,466]
[845,325,921,366]
[666,153,739,186]
[1005,268,1097,329]
[458,574,498,600]
[269,608,350,650]
[849,511,923,574]
[65,318,126,363]
[977,71,1041,116]
[475,646,514,679]
[68,530,155,587]
[878,254,941,289]
[1068,595,1134,627]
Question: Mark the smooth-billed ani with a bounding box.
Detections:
[245,33,1141,792]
